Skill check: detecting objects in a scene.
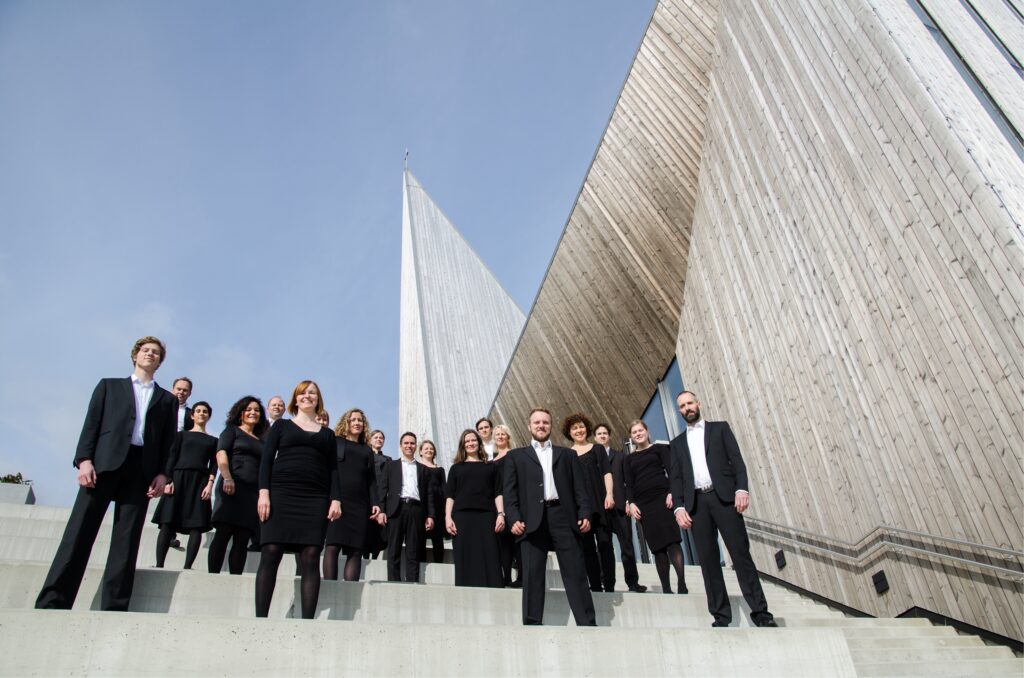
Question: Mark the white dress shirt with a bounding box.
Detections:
[532,440,559,501]
[130,374,156,446]
[483,441,496,460]
[400,458,420,500]
[177,403,188,432]
[686,420,713,489]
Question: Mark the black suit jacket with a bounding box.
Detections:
[604,446,629,511]
[669,420,749,513]
[503,444,591,539]
[382,458,435,518]
[181,405,194,433]
[74,377,178,481]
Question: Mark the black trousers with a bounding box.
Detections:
[608,508,641,589]
[581,518,616,592]
[36,449,150,611]
[690,491,772,625]
[519,503,596,626]
[386,501,424,583]
[417,523,445,563]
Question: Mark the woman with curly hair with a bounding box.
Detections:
[563,412,616,593]
[209,396,268,574]
[323,407,382,581]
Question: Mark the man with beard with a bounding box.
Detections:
[504,408,596,626]
[669,391,776,628]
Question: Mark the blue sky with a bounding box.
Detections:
[0,1,655,506]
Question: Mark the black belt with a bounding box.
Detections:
[696,485,715,494]
[400,498,421,505]
[543,499,560,507]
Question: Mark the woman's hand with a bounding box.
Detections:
[369,505,380,520]
[665,493,672,509]
[327,500,342,521]
[446,516,457,536]
[257,489,270,522]
[201,480,213,501]
[164,482,174,496]
[494,513,506,533]
[223,477,236,496]
[604,494,615,510]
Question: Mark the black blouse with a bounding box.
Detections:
[623,443,672,504]
[216,426,263,485]
[166,430,217,474]
[259,419,340,501]
[445,461,500,512]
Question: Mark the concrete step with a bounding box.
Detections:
[0,609,859,677]
[0,561,839,628]
[853,658,1024,676]
[851,646,1017,662]
[845,635,986,649]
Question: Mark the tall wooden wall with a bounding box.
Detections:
[677,0,1023,641]
[489,0,721,444]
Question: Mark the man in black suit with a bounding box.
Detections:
[669,391,776,628]
[171,377,194,432]
[504,408,596,626]
[381,432,435,582]
[594,423,646,593]
[36,336,178,611]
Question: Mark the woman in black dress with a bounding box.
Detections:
[417,440,446,563]
[563,412,617,593]
[323,408,381,581]
[445,430,504,588]
[624,419,687,594]
[367,429,391,560]
[492,424,520,587]
[209,396,268,574]
[153,401,217,569]
[256,380,341,619]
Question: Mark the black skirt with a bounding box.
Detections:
[150,468,212,532]
[634,493,681,552]
[452,509,503,588]
[211,477,260,533]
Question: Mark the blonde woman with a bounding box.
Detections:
[492,424,519,586]
[417,440,447,563]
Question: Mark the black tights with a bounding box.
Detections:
[653,543,687,594]
[155,525,203,569]
[256,544,322,619]
[208,525,253,574]
[323,545,364,581]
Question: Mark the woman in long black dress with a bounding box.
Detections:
[153,401,217,569]
[417,440,446,563]
[492,424,520,587]
[256,380,341,619]
[367,429,391,560]
[624,419,687,594]
[209,396,267,574]
[323,408,381,581]
[445,430,504,588]
[563,412,617,593]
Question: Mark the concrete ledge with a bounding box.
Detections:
[0,484,34,505]
[0,609,860,677]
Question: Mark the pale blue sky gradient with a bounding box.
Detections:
[0,1,656,505]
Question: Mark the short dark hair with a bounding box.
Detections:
[399,431,417,443]
[475,417,493,430]
[676,390,698,401]
[173,377,193,390]
[594,423,610,435]
[192,400,212,416]
[561,412,593,441]
[528,408,551,421]
[226,396,268,438]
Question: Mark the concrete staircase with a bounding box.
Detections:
[0,502,1019,677]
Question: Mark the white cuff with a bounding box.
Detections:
[735,490,749,496]
[673,507,686,515]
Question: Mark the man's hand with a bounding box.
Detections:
[425,517,434,531]
[675,508,692,530]
[147,474,168,498]
[578,518,591,534]
[511,520,526,536]
[735,492,749,513]
[77,460,97,488]
[376,513,388,526]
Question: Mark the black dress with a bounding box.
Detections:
[624,443,681,552]
[445,461,503,588]
[493,453,519,586]
[151,431,217,532]
[576,446,610,526]
[325,438,380,552]
[211,426,263,533]
[367,452,392,555]
[259,420,339,550]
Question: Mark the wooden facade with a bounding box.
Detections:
[490,0,1023,641]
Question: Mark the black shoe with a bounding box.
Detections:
[677,585,688,594]
[754,618,778,628]
[711,621,730,627]
[169,539,181,549]
[627,585,648,593]
[510,580,522,589]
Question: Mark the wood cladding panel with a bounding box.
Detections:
[490,0,722,445]
[677,0,1023,641]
